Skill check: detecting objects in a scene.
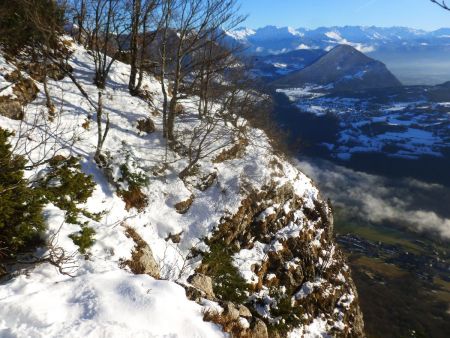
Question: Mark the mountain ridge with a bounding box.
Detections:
[273,44,402,90]
[227,25,450,55]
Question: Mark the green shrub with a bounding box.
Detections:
[69,226,96,254]
[38,156,98,224]
[116,145,149,211]
[267,287,303,335]
[0,0,65,53]
[119,162,149,189]
[0,128,45,258]
[202,243,249,304]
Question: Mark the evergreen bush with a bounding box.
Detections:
[202,243,249,304]
[69,226,96,255]
[0,0,65,53]
[0,128,45,259]
[37,155,98,224]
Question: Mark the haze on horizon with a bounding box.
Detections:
[239,0,450,31]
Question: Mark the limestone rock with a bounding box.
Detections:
[187,273,215,300]
[222,302,240,321]
[138,246,160,278]
[137,117,155,134]
[250,318,268,338]
[175,195,194,214]
[0,99,23,120]
[121,227,160,279]
[238,304,252,318]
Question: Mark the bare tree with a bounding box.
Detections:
[191,37,241,119]
[128,0,142,93]
[70,0,88,43]
[128,0,160,94]
[157,0,244,141]
[56,68,110,165]
[177,76,255,179]
[94,91,110,163]
[80,0,130,88]
[431,0,450,10]
[65,1,128,161]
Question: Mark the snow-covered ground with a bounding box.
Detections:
[277,86,450,160]
[0,41,349,337]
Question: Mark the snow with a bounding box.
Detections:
[0,55,18,98]
[297,104,327,116]
[276,86,450,160]
[0,37,334,337]
[233,242,267,284]
[0,41,241,337]
[288,317,331,338]
[287,27,304,37]
[296,44,311,50]
[226,28,256,41]
[273,63,288,69]
[342,70,367,81]
[256,206,277,221]
[0,270,224,338]
[276,86,326,101]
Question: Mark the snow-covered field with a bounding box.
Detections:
[277,86,450,160]
[0,41,350,337]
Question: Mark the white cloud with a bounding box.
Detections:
[325,30,376,53]
[296,44,311,50]
[296,158,450,239]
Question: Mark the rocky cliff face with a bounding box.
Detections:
[189,157,365,337]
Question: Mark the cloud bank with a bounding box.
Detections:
[297,158,450,240]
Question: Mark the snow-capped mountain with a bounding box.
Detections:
[273,45,402,91]
[228,25,450,55]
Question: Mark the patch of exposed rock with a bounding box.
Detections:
[195,159,365,337]
[120,226,160,279]
[0,71,39,120]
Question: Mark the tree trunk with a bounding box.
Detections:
[95,91,110,165]
[77,0,86,44]
[42,55,55,118]
[136,6,150,92]
[128,0,141,94]
[167,56,182,141]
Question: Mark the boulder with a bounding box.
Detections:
[0,99,24,120]
[138,245,160,278]
[238,304,252,318]
[187,273,215,300]
[137,117,155,134]
[222,302,240,321]
[174,195,194,214]
[250,318,268,338]
[122,227,160,279]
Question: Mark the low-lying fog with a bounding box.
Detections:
[297,157,450,240]
[370,51,450,85]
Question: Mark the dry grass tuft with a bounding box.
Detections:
[203,310,251,338]
[120,187,148,212]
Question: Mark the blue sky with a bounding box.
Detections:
[239,0,450,30]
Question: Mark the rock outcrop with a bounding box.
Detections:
[0,70,39,120]
[197,158,365,337]
[121,227,160,279]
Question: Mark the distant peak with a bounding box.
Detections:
[330,44,358,52]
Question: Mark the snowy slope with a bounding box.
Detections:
[0,39,362,337]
